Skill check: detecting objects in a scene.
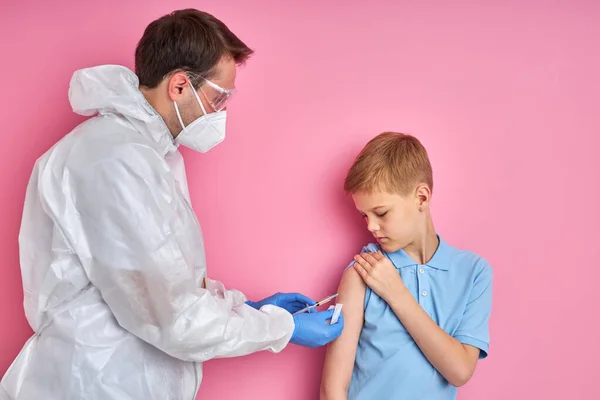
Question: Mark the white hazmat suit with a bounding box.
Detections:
[1,65,295,400]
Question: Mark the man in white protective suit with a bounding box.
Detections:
[1,8,344,400]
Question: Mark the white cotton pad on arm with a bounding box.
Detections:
[330,303,343,325]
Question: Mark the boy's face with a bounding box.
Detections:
[352,189,421,253]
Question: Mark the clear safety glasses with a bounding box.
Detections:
[199,78,236,112]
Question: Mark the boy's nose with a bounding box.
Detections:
[367,220,380,233]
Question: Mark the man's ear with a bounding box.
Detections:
[167,72,190,101]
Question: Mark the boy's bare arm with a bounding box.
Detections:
[353,252,480,387]
[320,268,366,400]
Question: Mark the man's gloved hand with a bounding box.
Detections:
[290,309,344,348]
[246,292,316,314]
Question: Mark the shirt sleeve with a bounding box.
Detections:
[66,145,294,362]
[453,259,493,359]
[343,243,380,271]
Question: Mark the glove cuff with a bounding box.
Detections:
[290,314,299,341]
[245,300,259,310]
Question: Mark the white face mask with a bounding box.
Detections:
[174,81,227,153]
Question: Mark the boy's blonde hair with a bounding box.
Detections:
[344,132,433,196]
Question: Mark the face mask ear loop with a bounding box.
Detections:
[173,101,186,132]
[189,81,208,116]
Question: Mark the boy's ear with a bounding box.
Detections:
[415,184,431,210]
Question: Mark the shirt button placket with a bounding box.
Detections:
[416,265,430,307]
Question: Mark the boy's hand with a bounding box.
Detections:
[353,251,406,302]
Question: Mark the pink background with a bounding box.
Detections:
[1,1,599,399]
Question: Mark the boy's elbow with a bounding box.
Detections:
[448,344,481,387]
[448,364,475,387]
[448,375,470,387]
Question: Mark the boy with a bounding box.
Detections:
[320,132,492,400]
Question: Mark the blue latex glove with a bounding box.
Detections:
[246,292,316,314]
[290,308,344,348]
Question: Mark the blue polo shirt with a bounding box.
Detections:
[346,235,492,400]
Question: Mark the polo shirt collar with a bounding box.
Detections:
[384,234,450,271]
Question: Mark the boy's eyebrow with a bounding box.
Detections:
[358,205,388,214]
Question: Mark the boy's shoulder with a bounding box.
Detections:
[443,240,493,281]
[360,242,380,254]
[342,242,379,273]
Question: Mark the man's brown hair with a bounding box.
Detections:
[135,9,253,89]
[344,132,434,196]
